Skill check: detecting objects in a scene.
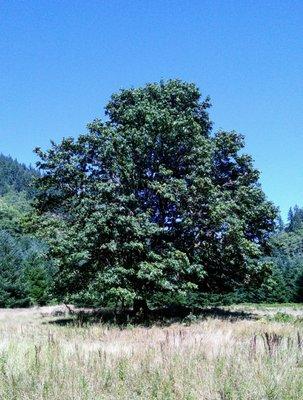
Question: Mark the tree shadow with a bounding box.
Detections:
[45,304,257,328]
[295,273,303,302]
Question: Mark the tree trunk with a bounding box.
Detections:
[133,298,148,316]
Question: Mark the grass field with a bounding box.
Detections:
[0,304,302,400]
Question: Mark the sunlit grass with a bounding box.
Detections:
[0,304,302,399]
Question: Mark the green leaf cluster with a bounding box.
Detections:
[34,80,277,309]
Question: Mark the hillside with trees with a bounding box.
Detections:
[0,156,51,307]
[0,154,38,196]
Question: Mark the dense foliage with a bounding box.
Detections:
[1,81,302,310]
[0,154,38,196]
[0,159,51,307]
[264,207,303,302]
[226,206,303,304]
[34,80,277,309]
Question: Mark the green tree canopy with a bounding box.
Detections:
[34,80,277,309]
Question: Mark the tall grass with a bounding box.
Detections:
[0,306,302,399]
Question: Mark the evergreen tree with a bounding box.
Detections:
[0,189,52,307]
[276,215,284,233]
[0,154,38,196]
[287,205,303,232]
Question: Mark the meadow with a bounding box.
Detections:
[0,304,302,399]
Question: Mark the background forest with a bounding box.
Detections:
[0,154,52,307]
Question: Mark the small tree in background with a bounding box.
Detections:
[34,80,277,310]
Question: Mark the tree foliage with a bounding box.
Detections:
[34,80,277,309]
[0,229,50,307]
[0,154,38,196]
[232,207,303,304]
[0,156,51,307]
[263,207,303,303]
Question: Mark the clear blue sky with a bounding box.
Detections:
[1,0,302,219]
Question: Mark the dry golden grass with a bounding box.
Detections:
[0,304,302,399]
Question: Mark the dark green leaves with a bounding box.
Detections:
[34,80,277,308]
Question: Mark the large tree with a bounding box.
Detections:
[34,80,276,309]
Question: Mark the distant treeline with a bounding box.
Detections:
[230,205,303,304]
[0,154,52,307]
[0,154,38,196]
